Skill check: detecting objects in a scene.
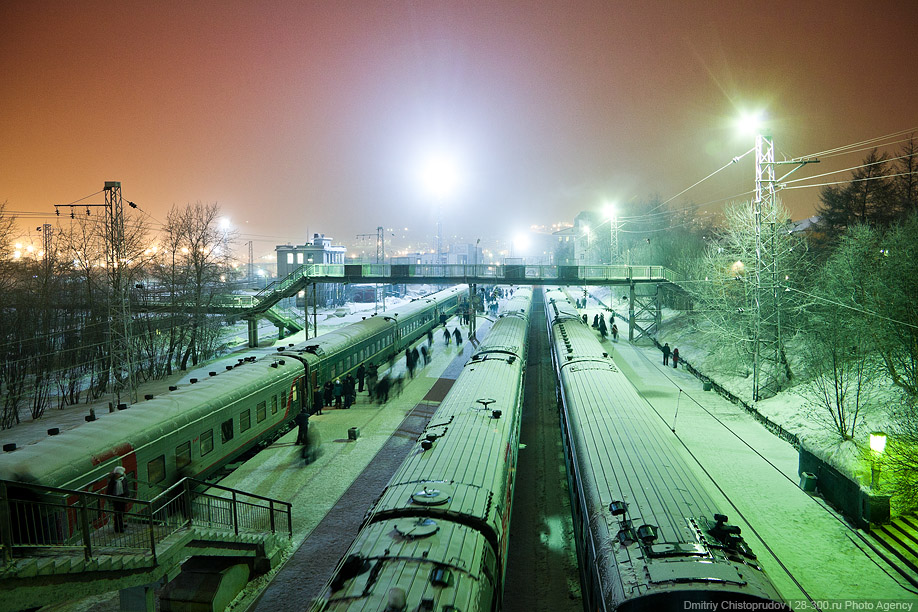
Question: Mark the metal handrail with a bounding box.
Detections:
[1,477,292,566]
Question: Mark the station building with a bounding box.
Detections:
[275,234,347,307]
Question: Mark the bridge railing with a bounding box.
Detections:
[0,477,292,566]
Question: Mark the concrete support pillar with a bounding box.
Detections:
[276,323,286,340]
[119,584,154,612]
[628,281,635,342]
[247,319,258,348]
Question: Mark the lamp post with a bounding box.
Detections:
[870,432,887,489]
[604,203,619,265]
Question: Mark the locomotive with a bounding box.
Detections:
[311,287,533,611]
[544,288,787,610]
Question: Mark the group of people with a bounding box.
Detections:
[661,343,680,368]
[582,311,618,342]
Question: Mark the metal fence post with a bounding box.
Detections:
[79,493,93,561]
[147,503,157,565]
[231,490,239,536]
[0,481,13,564]
[268,499,276,534]
[183,479,193,526]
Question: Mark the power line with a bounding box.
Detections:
[784,170,918,191]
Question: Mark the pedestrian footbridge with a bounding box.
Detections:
[242,263,685,346]
[0,478,292,612]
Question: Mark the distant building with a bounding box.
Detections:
[275,233,346,306]
[553,211,603,265]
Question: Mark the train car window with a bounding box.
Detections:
[147,455,166,484]
[221,419,234,443]
[175,441,191,469]
[292,384,298,406]
[282,390,288,410]
[256,401,267,423]
[240,409,252,432]
[201,429,214,456]
[271,395,278,415]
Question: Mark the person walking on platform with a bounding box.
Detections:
[582,314,589,325]
[367,363,378,398]
[662,343,671,366]
[377,375,390,403]
[592,314,599,328]
[672,347,680,369]
[443,328,451,345]
[453,328,462,345]
[356,363,366,392]
[106,466,131,533]
[421,345,430,365]
[294,409,309,444]
[427,329,433,347]
[611,323,618,342]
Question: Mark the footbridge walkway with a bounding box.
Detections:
[241,262,686,346]
[0,477,292,612]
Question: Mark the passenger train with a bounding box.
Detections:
[311,287,533,612]
[0,286,468,504]
[544,288,787,610]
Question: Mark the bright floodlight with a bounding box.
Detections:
[219,217,232,231]
[419,153,461,201]
[870,432,887,455]
[604,202,617,220]
[513,233,531,254]
[736,110,764,136]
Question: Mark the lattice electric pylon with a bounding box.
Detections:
[104,181,137,404]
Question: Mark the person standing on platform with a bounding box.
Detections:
[662,343,671,366]
[672,347,680,369]
[367,364,378,398]
[344,374,355,408]
[333,379,343,408]
[427,329,433,347]
[323,381,333,409]
[294,409,309,445]
[106,466,131,533]
[356,363,366,393]
[313,386,323,415]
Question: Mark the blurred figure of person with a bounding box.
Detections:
[323,381,333,409]
[367,363,378,398]
[443,328,451,345]
[662,343,671,366]
[582,314,589,325]
[427,329,433,346]
[406,348,416,379]
[421,345,430,365]
[393,374,404,397]
[295,409,309,445]
[376,375,390,404]
[592,314,599,328]
[672,347,680,369]
[453,328,462,345]
[302,426,321,464]
[599,315,608,339]
[356,362,366,392]
[611,323,618,342]
[106,466,131,533]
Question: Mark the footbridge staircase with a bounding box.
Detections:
[0,478,292,612]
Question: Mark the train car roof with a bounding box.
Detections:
[0,358,302,487]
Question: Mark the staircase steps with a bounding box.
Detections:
[869,513,918,588]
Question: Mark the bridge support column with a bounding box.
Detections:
[276,323,286,341]
[119,583,155,612]
[247,319,258,348]
[655,283,662,333]
[628,282,636,342]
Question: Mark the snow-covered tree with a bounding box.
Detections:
[685,198,814,395]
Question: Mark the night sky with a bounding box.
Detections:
[2,1,916,254]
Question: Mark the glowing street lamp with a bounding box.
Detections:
[870,431,887,489]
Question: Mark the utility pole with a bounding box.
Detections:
[247,240,254,283]
[751,133,818,401]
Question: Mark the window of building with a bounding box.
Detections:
[297,253,304,264]
[286,253,294,264]
[147,455,166,484]
[221,419,234,443]
[240,409,251,432]
[175,441,192,470]
[257,401,266,423]
[201,429,214,456]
